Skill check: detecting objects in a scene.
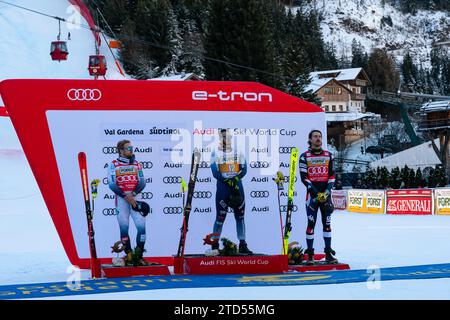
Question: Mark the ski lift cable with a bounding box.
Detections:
[0,0,294,81]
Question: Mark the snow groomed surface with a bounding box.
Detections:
[1,263,450,300]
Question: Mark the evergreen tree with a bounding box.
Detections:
[379,167,389,188]
[351,39,368,70]
[367,48,400,93]
[390,167,401,189]
[415,167,424,187]
[408,168,416,188]
[401,52,418,92]
[364,168,377,189]
[204,0,276,86]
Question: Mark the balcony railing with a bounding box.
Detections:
[418,118,450,131]
[351,93,366,100]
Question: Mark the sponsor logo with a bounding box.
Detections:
[199,161,211,169]
[193,128,215,135]
[141,192,153,200]
[250,161,270,169]
[192,90,273,102]
[67,88,102,101]
[307,166,329,175]
[233,128,277,136]
[140,161,153,169]
[103,147,118,154]
[282,176,298,183]
[251,177,269,183]
[164,192,182,198]
[193,207,212,213]
[102,208,117,216]
[196,177,212,183]
[280,205,298,212]
[438,198,450,208]
[349,197,363,206]
[280,191,297,197]
[193,191,213,199]
[149,127,180,135]
[116,175,138,183]
[163,207,183,214]
[250,191,270,198]
[252,206,270,212]
[387,199,431,213]
[279,147,295,154]
[250,147,269,153]
[164,162,182,168]
[163,176,183,184]
[367,197,382,208]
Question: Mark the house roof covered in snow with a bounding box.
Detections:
[421,100,450,113]
[306,68,371,93]
[370,138,441,170]
[326,112,379,122]
[149,73,201,81]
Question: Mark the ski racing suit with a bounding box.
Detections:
[108,156,146,253]
[299,148,335,252]
[210,147,247,243]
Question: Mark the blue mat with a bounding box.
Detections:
[1,263,450,300]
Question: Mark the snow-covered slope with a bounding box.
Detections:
[297,0,450,67]
[0,0,125,82]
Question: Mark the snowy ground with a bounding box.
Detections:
[1,114,450,299]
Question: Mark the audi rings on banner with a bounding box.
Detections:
[67,89,102,101]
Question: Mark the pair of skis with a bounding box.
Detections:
[277,148,299,255]
[78,152,102,279]
[176,151,201,259]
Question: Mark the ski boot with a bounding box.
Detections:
[305,248,315,265]
[123,251,134,266]
[324,248,339,264]
[134,247,150,266]
[205,242,220,257]
[238,240,253,255]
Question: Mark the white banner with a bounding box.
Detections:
[46,110,326,258]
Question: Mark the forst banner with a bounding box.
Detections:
[347,189,385,214]
[0,79,326,268]
[386,189,433,215]
[434,188,450,215]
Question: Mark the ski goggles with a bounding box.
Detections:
[124,146,133,152]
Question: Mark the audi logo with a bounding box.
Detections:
[117,175,138,183]
[250,191,270,198]
[308,166,328,175]
[250,161,270,168]
[163,176,183,184]
[283,176,298,183]
[280,205,298,212]
[193,191,213,199]
[141,192,153,200]
[163,207,183,214]
[103,147,118,154]
[199,161,211,169]
[68,89,102,101]
[279,147,295,154]
[103,208,117,216]
[140,161,153,169]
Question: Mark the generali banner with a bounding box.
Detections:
[434,188,450,215]
[386,189,433,215]
[347,189,385,214]
[331,190,347,210]
[0,79,325,269]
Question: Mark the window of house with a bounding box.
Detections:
[339,105,343,111]
[332,105,336,111]
[324,88,332,94]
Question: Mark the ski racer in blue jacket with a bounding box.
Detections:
[209,128,252,255]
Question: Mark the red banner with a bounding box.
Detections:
[386,189,433,215]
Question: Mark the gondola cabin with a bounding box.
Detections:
[88,55,107,76]
[50,41,68,61]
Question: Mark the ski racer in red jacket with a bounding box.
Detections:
[299,130,338,265]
